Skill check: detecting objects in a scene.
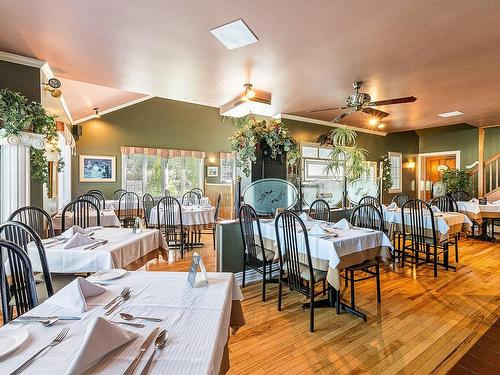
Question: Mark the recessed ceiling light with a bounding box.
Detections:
[210,19,258,50]
[438,111,464,118]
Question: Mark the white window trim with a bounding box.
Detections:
[388,152,403,194]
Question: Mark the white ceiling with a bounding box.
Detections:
[1,0,500,131]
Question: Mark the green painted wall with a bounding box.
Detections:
[484,127,500,160]
[417,124,479,169]
[73,97,234,198]
[0,60,44,207]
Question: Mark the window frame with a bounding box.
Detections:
[388,151,403,194]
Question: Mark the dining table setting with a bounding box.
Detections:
[28,226,167,274]
[51,208,121,231]
[0,270,245,374]
[149,201,215,230]
[257,214,393,291]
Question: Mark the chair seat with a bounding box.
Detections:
[283,262,327,282]
[346,258,378,271]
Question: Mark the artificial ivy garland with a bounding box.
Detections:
[379,155,392,192]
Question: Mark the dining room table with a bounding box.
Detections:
[456,200,500,241]
[148,203,215,230]
[52,209,122,232]
[0,271,245,374]
[256,217,393,319]
[28,228,167,273]
[382,207,472,243]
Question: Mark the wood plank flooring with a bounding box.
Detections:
[141,236,500,374]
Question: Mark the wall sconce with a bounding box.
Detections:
[42,78,62,98]
[403,161,416,169]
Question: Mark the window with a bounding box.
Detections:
[220,156,234,184]
[301,142,340,181]
[122,151,204,197]
[388,152,402,193]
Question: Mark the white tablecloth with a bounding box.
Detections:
[257,219,393,272]
[104,200,120,210]
[0,271,244,375]
[52,209,121,230]
[384,209,472,241]
[457,201,500,223]
[28,228,167,273]
[149,205,215,226]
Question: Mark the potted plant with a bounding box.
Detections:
[229,115,300,177]
[317,127,368,206]
[441,168,471,193]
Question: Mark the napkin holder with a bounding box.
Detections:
[188,252,209,288]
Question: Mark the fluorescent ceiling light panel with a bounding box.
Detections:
[210,19,258,49]
[438,111,464,117]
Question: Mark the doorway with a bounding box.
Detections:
[417,151,461,200]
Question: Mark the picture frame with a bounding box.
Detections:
[207,166,219,177]
[79,155,116,182]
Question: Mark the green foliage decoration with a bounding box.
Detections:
[441,168,471,193]
[379,155,393,192]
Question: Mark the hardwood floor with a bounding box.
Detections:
[140,236,500,375]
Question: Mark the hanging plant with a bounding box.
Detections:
[229,115,300,176]
[379,155,392,192]
[0,89,64,187]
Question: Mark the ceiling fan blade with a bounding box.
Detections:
[332,110,354,123]
[368,96,417,106]
[362,107,390,118]
[308,106,348,113]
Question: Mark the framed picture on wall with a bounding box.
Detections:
[207,166,219,177]
[79,155,116,182]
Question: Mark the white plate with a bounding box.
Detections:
[0,327,29,358]
[90,269,127,281]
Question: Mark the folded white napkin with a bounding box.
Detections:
[469,198,479,203]
[66,317,138,375]
[46,277,106,313]
[431,205,442,213]
[299,212,312,222]
[385,202,397,210]
[63,233,96,249]
[493,199,500,204]
[333,218,353,230]
[61,225,89,238]
[308,223,326,235]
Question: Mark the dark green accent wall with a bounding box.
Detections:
[484,127,500,160]
[0,60,43,207]
[73,97,234,198]
[416,124,479,169]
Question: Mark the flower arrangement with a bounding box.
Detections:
[229,115,300,176]
[379,155,392,192]
[0,88,64,186]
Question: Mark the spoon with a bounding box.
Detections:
[139,330,168,375]
[120,313,163,322]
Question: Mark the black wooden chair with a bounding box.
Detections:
[8,206,55,239]
[143,193,156,228]
[450,190,472,201]
[199,193,222,249]
[112,188,127,200]
[338,204,383,320]
[182,191,200,205]
[309,199,331,221]
[191,187,204,196]
[401,199,454,277]
[239,204,278,302]
[431,195,460,261]
[88,190,106,209]
[391,193,413,207]
[118,192,140,228]
[0,239,38,324]
[359,195,385,232]
[78,193,102,209]
[275,210,327,332]
[61,199,101,232]
[157,196,188,258]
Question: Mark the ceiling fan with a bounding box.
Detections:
[309,81,417,124]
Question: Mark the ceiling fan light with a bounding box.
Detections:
[369,117,379,126]
[377,123,385,129]
[244,83,256,99]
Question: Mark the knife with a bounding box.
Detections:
[17,315,81,320]
[123,327,161,375]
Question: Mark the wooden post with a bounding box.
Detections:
[478,128,485,197]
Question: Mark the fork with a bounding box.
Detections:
[104,287,130,309]
[10,328,69,375]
